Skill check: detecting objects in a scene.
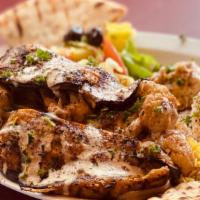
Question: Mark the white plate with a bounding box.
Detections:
[1,31,200,200]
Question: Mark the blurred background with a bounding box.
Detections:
[0,0,200,38]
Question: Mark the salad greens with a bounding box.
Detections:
[59,23,160,79]
[121,38,160,79]
[105,22,160,79]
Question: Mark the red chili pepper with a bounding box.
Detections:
[103,37,128,75]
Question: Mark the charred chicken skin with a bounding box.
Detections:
[0,45,197,199]
[0,109,171,199]
[0,45,139,111]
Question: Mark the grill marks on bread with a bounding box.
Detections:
[0,0,126,46]
[13,8,23,38]
[34,0,43,21]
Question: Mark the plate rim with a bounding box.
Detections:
[136,31,200,57]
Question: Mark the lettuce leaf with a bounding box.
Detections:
[122,38,160,78]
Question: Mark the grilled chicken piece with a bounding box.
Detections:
[123,80,194,176]
[0,45,139,110]
[191,92,200,141]
[175,110,192,138]
[40,89,92,122]
[0,109,58,184]
[139,93,178,134]
[0,85,12,126]
[0,109,171,199]
[135,141,180,185]
[137,80,178,107]
[153,62,200,110]
[22,167,169,199]
[86,80,178,133]
[156,130,195,176]
[87,109,129,132]
[136,141,175,167]
[125,80,178,136]
[81,80,178,133]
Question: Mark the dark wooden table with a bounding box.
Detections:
[0,0,200,199]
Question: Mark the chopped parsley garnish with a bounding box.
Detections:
[43,116,56,127]
[192,112,200,118]
[81,35,89,43]
[36,49,52,61]
[86,114,97,124]
[154,106,163,113]
[176,78,185,86]
[28,131,35,144]
[87,119,96,124]
[34,75,46,85]
[87,56,98,66]
[129,97,145,113]
[19,173,28,180]
[181,115,192,127]
[22,151,31,164]
[24,48,52,66]
[123,97,145,120]
[167,77,174,84]
[9,116,19,126]
[166,66,175,73]
[0,70,13,78]
[192,105,200,117]
[107,111,115,119]
[38,168,48,179]
[108,149,115,160]
[25,55,37,65]
[10,58,17,65]
[148,144,161,155]
[123,111,131,120]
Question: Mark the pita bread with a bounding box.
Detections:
[0,0,126,47]
[149,181,200,200]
